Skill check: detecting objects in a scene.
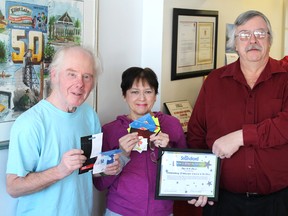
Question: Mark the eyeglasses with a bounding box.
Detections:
[128,89,155,98]
[235,29,270,41]
[149,141,165,163]
[149,130,164,163]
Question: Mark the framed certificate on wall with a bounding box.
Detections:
[171,8,218,80]
[164,100,193,133]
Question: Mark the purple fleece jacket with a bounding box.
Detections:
[94,112,187,216]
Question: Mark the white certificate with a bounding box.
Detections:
[155,148,220,201]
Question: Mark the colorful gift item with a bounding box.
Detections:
[128,113,160,133]
[128,113,161,153]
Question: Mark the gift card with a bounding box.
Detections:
[79,133,122,175]
[93,149,122,174]
[130,127,154,153]
[79,133,103,174]
[129,113,156,132]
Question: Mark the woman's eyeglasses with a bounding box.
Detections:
[149,130,164,163]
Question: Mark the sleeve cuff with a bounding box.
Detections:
[119,154,130,168]
[243,124,258,147]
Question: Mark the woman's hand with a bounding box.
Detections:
[149,131,169,148]
[119,132,138,157]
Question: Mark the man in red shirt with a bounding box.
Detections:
[187,10,288,216]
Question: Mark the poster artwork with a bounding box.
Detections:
[0,0,83,126]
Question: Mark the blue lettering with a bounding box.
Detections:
[181,155,199,161]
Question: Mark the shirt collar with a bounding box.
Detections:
[220,57,287,85]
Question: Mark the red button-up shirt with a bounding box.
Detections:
[187,58,288,194]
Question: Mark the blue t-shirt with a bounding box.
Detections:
[6,99,101,216]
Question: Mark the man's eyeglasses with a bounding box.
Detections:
[235,29,270,41]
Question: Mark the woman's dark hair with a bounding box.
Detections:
[121,67,159,96]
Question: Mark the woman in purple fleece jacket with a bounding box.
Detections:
[94,67,187,216]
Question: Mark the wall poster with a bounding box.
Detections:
[0,0,98,145]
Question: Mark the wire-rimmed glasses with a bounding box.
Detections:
[149,131,164,163]
[235,29,270,41]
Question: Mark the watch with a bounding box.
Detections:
[99,172,107,176]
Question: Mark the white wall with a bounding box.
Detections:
[0,149,17,216]
[96,0,144,125]
[141,0,164,111]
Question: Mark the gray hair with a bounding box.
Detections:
[49,45,97,75]
[227,10,273,51]
[48,45,98,89]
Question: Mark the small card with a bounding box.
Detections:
[129,113,156,132]
[79,133,123,175]
[132,136,148,153]
[130,127,153,153]
[130,127,154,139]
[80,133,103,158]
[93,149,122,174]
[79,133,103,174]
[128,114,160,153]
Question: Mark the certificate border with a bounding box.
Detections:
[155,148,220,201]
[171,8,218,80]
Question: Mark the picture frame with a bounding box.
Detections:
[164,100,192,133]
[171,8,218,80]
[0,0,98,146]
[155,148,220,201]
